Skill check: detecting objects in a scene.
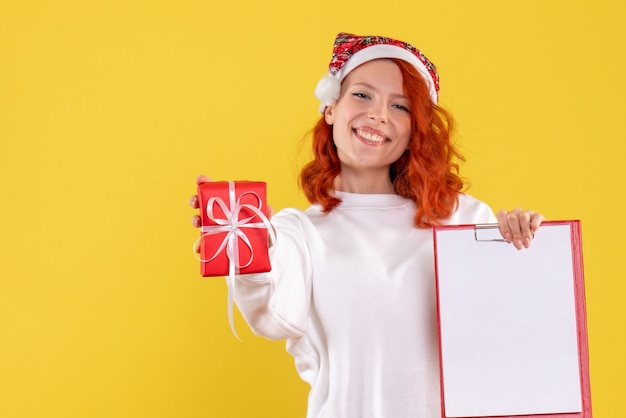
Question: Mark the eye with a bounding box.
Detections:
[393,104,410,112]
[352,92,370,100]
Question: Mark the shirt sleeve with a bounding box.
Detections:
[233,208,313,341]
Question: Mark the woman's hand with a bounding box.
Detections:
[190,175,212,228]
[496,208,545,250]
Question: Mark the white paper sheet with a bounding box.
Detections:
[435,224,582,417]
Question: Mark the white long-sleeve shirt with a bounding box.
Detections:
[234,192,496,418]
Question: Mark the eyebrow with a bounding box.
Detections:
[351,82,408,100]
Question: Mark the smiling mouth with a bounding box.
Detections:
[355,128,388,144]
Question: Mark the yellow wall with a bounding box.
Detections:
[1,0,624,416]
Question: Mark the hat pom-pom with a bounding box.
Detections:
[314,75,341,111]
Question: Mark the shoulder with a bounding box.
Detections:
[270,206,320,231]
[272,207,309,224]
[457,193,493,213]
[445,193,497,224]
[266,206,326,250]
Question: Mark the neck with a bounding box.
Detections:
[333,168,395,194]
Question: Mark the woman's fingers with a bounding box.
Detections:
[191,175,212,227]
[196,174,212,184]
[496,208,545,250]
[190,194,199,208]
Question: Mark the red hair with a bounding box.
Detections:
[300,58,465,228]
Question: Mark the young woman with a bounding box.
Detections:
[191,32,543,418]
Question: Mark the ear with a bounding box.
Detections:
[324,104,335,125]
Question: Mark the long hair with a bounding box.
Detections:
[300,58,466,227]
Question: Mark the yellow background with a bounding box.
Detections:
[1,0,624,416]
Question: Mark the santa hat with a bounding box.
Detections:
[314,32,440,113]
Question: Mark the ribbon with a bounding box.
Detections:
[193,181,275,339]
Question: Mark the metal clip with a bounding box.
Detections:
[474,223,506,242]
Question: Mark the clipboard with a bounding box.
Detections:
[433,220,592,418]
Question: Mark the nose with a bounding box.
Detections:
[368,102,388,123]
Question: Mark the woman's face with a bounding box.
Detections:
[324,59,412,176]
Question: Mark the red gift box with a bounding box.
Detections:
[196,181,272,277]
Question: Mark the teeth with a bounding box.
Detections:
[356,129,385,143]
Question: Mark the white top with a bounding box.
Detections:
[234,192,496,418]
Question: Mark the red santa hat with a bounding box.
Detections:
[314,32,440,113]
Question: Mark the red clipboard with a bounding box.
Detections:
[433,220,592,418]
